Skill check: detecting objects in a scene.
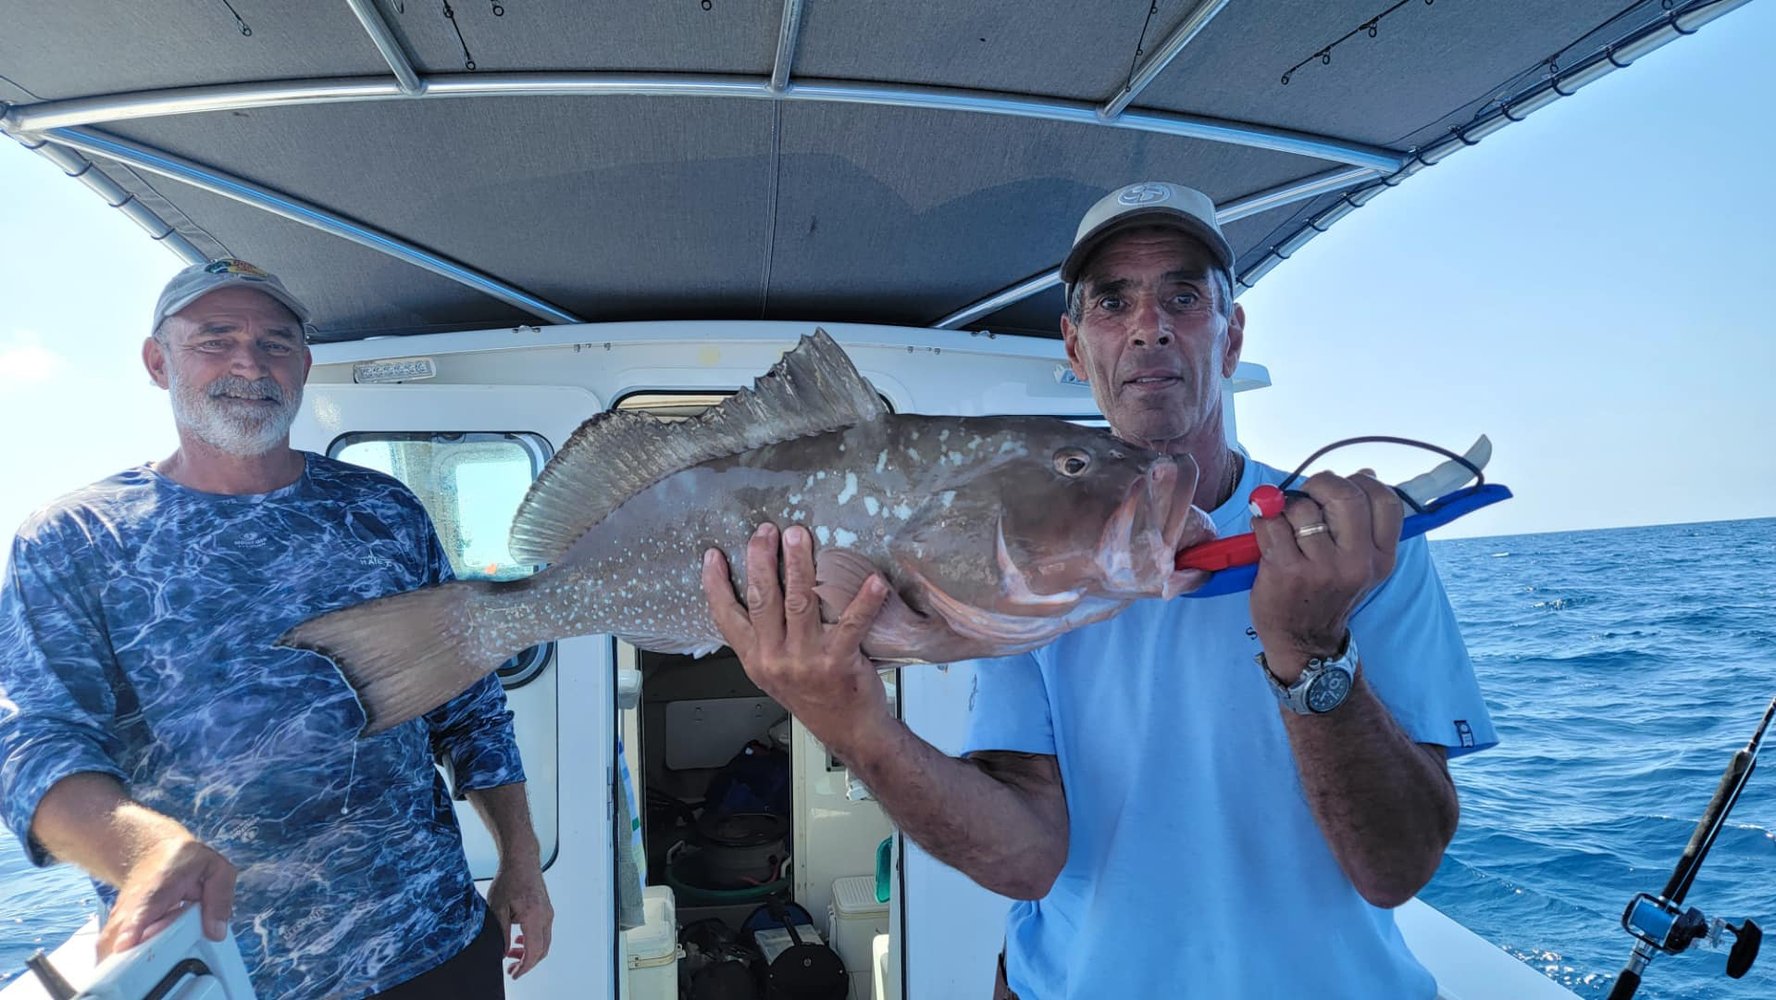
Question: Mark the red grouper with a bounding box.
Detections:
[280,330,1213,733]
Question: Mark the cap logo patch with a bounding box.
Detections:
[203,258,271,280]
[1117,183,1173,206]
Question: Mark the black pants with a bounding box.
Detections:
[372,907,505,999]
[994,949,1021,1000]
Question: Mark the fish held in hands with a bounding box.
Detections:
[279,330,1212,733]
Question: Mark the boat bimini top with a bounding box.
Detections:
[0,0,1750,343]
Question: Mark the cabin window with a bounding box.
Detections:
[329,431,554,688]
[616,391,734,419]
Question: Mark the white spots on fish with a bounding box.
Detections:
[817,471,828,480]
[940,491,956,509]
[788,493,802,505]
[833,528,858,547]
[837,472,858,505]
[863,496,881,516]
[947,451,963,465]
[805,474,817,489]
[815,525,832,545]
[939,429,951,442]
[907,448,921,462]
[893,502,914,520]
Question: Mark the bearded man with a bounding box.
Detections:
[0,260,552,999]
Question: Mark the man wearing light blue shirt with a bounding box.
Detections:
[705,183,1495,998]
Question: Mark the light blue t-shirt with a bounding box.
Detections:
[963,452,1497,1000]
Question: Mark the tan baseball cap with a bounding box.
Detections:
[1060,182,1233,287]
[152,258,312,334]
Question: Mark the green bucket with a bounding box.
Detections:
[665,847,790,906]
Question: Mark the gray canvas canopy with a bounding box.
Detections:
[0,0,1748,342]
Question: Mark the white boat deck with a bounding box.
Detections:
[4,897,1578,1000]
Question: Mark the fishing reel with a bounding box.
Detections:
[1620,892,1761,978]
[1605,694,1774,1000]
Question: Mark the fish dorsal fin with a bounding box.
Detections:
[509,328,887,566]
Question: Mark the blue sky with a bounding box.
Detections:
[1,4,1771,544]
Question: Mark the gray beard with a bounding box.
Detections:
[168,371,302,457]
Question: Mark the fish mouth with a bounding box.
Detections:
[1094,457,1210,599]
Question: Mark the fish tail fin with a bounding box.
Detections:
[278,579,514,736]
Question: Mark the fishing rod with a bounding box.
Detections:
[1605,693,1772,999]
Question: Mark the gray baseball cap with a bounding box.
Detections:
[151,258,312,334]
[1060,182,1234,287]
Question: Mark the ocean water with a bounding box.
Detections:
[1,517,1772,997]
[1419,516,1776,1000]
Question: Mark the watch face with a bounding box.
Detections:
[1306,668,1354,713]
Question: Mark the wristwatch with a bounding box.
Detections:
[1256,633,1359,715]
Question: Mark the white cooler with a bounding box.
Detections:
[827,876,890,1000]
[621,885,682,1000]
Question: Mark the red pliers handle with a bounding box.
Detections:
[1173,481,1280,571]
[1173,436,1494,575]
[1176,533,1262,572]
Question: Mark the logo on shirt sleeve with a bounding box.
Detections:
[1454,720,1475,748]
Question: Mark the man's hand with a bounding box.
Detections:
[701,523,893,757]
[487,860,553,979]
[1249,470,1403,681]
[97,836,236,958]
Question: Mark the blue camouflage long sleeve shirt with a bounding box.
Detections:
[0,453,525,998]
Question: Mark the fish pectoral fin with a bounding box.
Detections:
[813,547,887,620]
[813,548,996,663]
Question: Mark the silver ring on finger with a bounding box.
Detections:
[1294,522,1331,539]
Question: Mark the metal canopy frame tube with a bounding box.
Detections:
[2,74,1406,172]
[1234,0,1751,293]
[770,0,806,93]
[934,269,1063,331]
[932,165,1375,329]
[782,80,1401,170]
[5,79,405,132]
[346,0,423,95]
[1215,166,1375,224]
[10,134,205,263]
[1100,0,1233,119]
[40,127,582,325]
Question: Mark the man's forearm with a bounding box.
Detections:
[31,772,195,884]
[832,715,1066,900]
[35,772,238,953]
[466,782,541,866]
[1282,676,1458,908]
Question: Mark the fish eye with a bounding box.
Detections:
[1053,448,1092,477]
